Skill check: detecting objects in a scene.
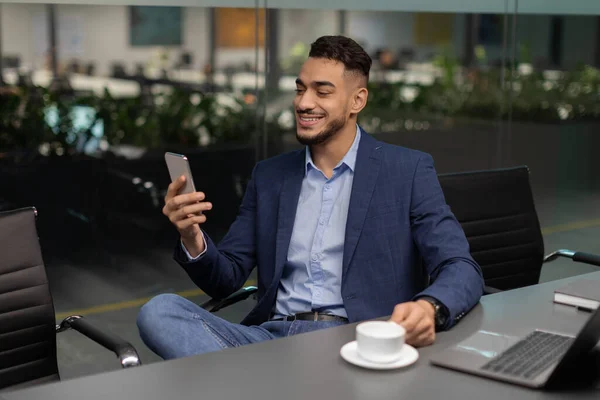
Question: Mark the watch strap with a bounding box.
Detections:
[418,296,449,329]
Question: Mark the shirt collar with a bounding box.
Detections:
[305,125,361,175]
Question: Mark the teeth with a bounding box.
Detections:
[300,117,322,121]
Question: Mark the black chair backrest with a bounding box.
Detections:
[438,166,545,290]
[0,207,59,390]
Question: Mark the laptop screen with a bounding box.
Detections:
[548,306,600,381]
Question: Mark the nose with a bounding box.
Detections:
[295,90,316,112]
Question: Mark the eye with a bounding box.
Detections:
[317,92,330,96]
[295,89,305,94]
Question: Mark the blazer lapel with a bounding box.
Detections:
[273,150,305,287]
[342,131,382,281]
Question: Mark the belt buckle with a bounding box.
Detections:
[313,311,319,321]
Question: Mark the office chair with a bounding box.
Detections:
[198,166,600,312]
[0,207,141,392]
[437,166,600,294]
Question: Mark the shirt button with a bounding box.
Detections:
[311,254,318,261]
[324,185,331,191]
[319,218,325,225]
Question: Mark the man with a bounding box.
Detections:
[137,35,484,360]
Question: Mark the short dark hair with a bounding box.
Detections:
[308,35,372,84]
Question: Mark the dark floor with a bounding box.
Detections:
[47,187,600,382]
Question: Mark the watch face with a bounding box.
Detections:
[436,312,446,326]
[428,300,447,326]
[438,308,449,326]
[420,297,448,328]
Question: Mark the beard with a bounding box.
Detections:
[295,114,348,146]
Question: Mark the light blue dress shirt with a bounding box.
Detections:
[272,126,360,319]
[183,126,361,320]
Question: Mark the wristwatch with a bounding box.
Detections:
[418,296,449,330]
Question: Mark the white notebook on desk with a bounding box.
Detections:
[553,279,600,310]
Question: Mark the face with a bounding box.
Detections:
[293,58,360,146]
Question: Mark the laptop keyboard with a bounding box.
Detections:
[481,330,574,379]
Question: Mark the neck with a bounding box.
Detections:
[309,122,357,178]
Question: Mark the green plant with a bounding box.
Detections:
[92,88,286,148]
[93,89,161,147]
[0,87,83,155]
[3,56,599,156]
[361,56,600,133]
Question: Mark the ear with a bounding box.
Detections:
[350,87,368,115]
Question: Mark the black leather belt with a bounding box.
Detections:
[271,311,348,323]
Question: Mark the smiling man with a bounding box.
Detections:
[137,35,484,360]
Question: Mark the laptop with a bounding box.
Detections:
[430,306,600,389]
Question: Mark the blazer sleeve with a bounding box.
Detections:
[173,164,259,300]
[409,153,484,329]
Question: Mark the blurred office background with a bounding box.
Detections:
[1,0,599,379]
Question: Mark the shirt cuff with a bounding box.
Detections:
[180,232,207,261]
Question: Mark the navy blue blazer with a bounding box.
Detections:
[175,128,484,329]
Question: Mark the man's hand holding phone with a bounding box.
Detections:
[162,175,212,257]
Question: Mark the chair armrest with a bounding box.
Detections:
[544,249,600,267]
[200,286,258,312]
[484,285,503,295]
[56,316,141,368]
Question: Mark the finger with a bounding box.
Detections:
[389,304,410,324]
[173,202,212,221]
[406,314,436,346]
[175,215,207,230]
[412,330,435,347]
[165,175,186,202]
[412,317,434,338]
[165,192,205,213]
[399,307,424,335]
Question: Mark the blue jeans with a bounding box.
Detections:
[137,293,347,360]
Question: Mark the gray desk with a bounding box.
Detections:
[5,272,600,400]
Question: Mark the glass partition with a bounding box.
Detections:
[507,8,600,280]
[266,7,509,179]
[1,0,599,284]
[0,2,266,256]
[2,0,600,378]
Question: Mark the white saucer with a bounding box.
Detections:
[340,341,419,370]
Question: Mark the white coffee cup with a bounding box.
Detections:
[355,321,406,363]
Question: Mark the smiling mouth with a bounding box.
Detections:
[297,114,325,127]
[298,113,325,119]
[299,116,323,121]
